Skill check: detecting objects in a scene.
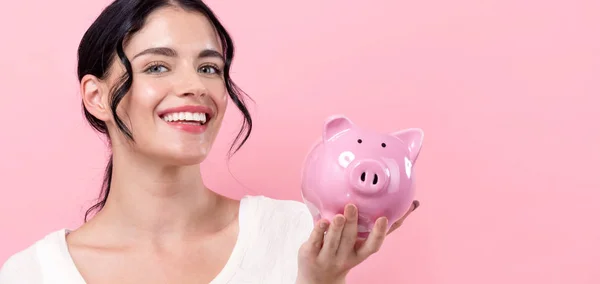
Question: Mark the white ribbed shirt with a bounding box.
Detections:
[0,196,314,284]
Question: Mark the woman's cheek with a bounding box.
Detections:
[133,81,169,106]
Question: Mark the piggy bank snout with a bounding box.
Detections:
[347,159,389,195]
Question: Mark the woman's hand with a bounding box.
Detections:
[296,201,419,284]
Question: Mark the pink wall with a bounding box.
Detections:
[1,0,598,283]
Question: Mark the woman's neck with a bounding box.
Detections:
[83,149,238,246]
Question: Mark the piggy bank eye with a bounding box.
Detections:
[381,143,386,148]
[357,139,362,143]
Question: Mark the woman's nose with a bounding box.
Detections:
[175,70,208,97]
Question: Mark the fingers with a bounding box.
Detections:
[320,214,346,257]
[316,201,418,260]
[337,204,359,257]
[306,219,330,257]
[357,216,388,260]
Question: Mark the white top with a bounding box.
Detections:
[0,195,315,284]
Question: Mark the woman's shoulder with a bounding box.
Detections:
[245,195,311,214]
[242,195,315,234]
[0,242,42,283]
[244,195,313,220]
[0,229,66,283]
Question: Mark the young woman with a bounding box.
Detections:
[0,0,418,283]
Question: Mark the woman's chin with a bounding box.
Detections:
[156,150,210,167]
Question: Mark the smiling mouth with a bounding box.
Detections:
[160,112,210,125]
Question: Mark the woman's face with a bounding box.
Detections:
[93,7,228,165]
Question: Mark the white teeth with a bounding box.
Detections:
[162,112,207,124]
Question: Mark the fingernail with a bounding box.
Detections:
[380,217,389,229]
[319,221,328,229]
[347,204,357,216]
[412,200,420,211]
[334,215,346,226]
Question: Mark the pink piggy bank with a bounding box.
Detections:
[300,115,424,238]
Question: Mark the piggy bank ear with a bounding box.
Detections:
[390,128,424,162]
[323,115,354,142]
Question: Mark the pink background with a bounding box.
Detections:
[1,0,599,283]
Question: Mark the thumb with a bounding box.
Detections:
[387,200,419,235]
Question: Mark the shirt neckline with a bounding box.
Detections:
[51,195,253,284]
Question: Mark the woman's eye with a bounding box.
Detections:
[199,65,220,74]
[145,64,168,74]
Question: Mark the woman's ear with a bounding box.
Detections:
[81,74,111,122]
